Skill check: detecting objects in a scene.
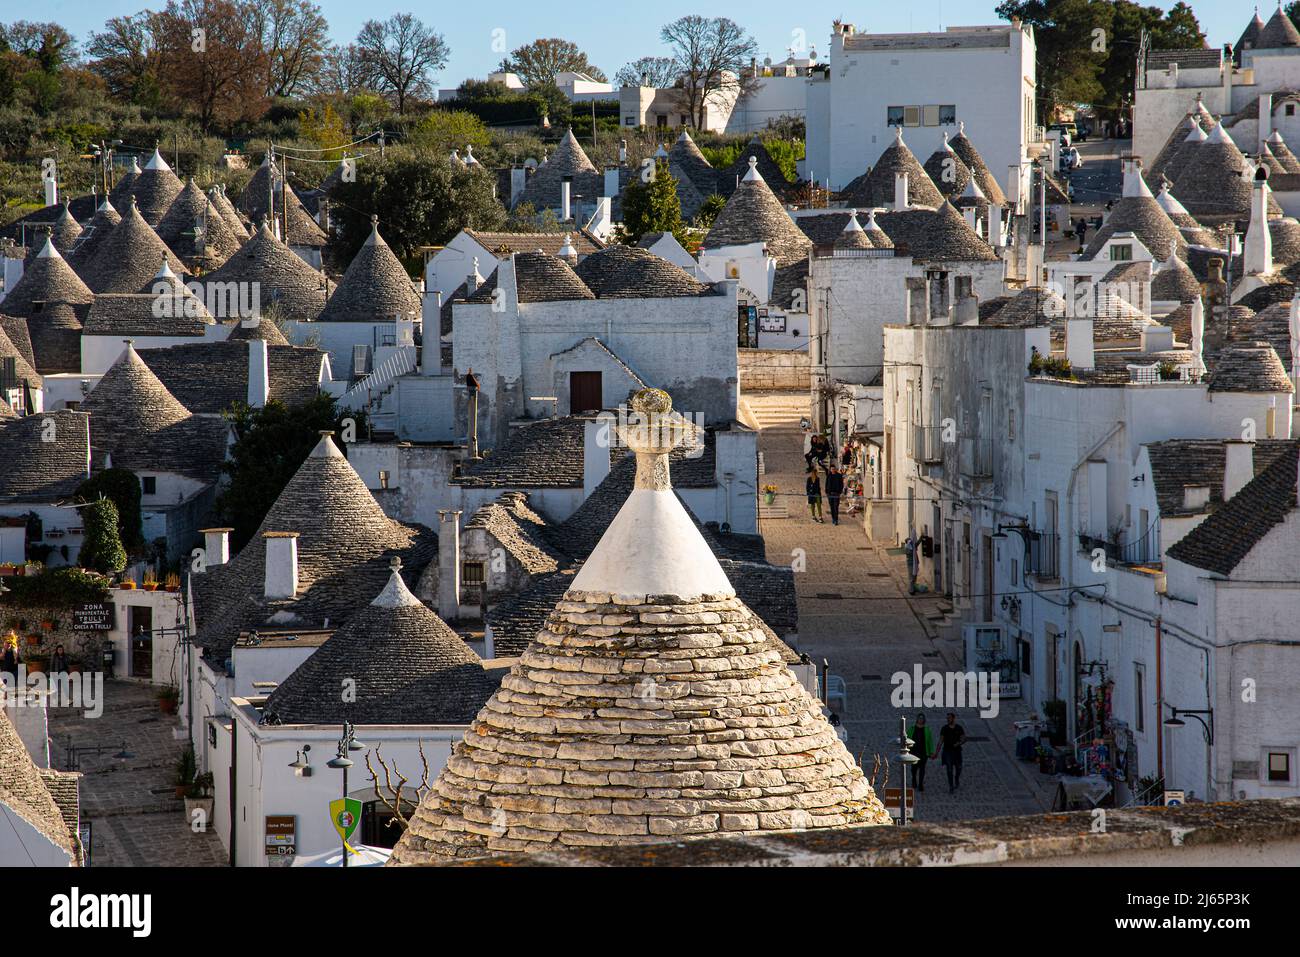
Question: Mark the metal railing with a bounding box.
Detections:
[1078,523,1161,567]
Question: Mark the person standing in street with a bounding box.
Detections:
[908,713,935,793]
[904,529,919,593]
[939,712,967,794]
[825,465,845,525]
[806,468,823,522]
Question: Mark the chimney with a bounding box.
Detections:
[1244,165,1273,276]
[1066,317,1095,370]
[201,528,232,569]
[437,509,462,621]
[43,172,58,208]
[466,257,483,298]
[584,416,613,497]
[604,165,620,199]
[247,338,269,408]
[894,171,909,210]
[961,205,978,232]
[619,139,627,164]
[1259,93,1274,153]
[262,531,299,599]
[989,208,1005,247]
[905,276,929,326]
[510,166,527,205]
[561,175,573,221]
[1223,440,1255,502]
[1140,324,1174,353]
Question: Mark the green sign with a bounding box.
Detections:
[330,798,362,845]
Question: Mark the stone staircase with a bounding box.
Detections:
[743,390,810,432]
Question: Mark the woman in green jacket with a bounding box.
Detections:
[908,713,936,792]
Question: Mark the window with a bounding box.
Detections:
[378,470,390,490]
[887,106,905,126]
[461,561,486,585]
[1110,244,1133,262]
[1134,664,1146,732]
[903,106,921,127]
[922,105,940,127]
[142,476,157,495]
[1287,104,1296,117]
[938,104,957,125]
[1267,750,1293,783]
[624,116,636,126]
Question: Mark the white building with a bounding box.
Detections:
[806,21,1038,200]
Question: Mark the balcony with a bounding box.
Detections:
[1078,526,1162,569]
[919,425,945,464]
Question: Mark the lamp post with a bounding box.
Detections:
[1163,706,1214,745]
[325,721,366,868]
[897,717,919,826]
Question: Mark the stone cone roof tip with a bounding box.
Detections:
[387,387,891,863]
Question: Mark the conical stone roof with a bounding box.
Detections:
[923,134,972,198]
[156,180,244,267]
[108,156,140,209]
[1236,10,1266,58]
[513,129,601,213]
[1151,250,1202,302]
[26,299,83,374]
[1268,216,1300,267]
[201,223,332,323]
[718,137,790,198]
[43,205,82,258]
[388,389,890,863]
[226,316,289,345]
[667,130,717,199]
[261,560,498,726]
[833,209,874,250]
[1267,130,1300,172]
[1155,184,1217,245]
[317,218,421,322]
[862,208,893,248]
[1148,113,1203,183]
[702,157,812,264]
[80,198,188,293]
[0,320,42,388]
[949,123,1007,205]
[67,198,122,271]
[843,128,944,209]
[1158,122,1207,187]
[1258,4,1300,48]
[0,238,93,318]
[208,185,251,241]
[1085,165,1188,260]
[130,149,185,226]
[1176,123,1280,222]
[236,156,327,247]
[1259,142,1286,177]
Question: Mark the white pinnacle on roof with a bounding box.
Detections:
[1190,295,1205,371]
[371,558,422,609]
[568,390,733,601]
[154,258,178,281]
[35,235,59,259]
[450,149,463,166]
[145,147,171,172]
[894,125,904,143]
[365,214,380,245]
[1269,129,1288,145]
[866,209,883,230]
[125,156,141,174]
[558,232,576,259]
[742,155,762,182]
[842,208,866,234]
[1206,121,1236,147]
[1185,124,1208,145]
[1156,183,1191,216]
[941,131,954,152]
[654,144,668,159]
[464,144,479,165]
[1122,161,1155,198]
[961,177,986,201]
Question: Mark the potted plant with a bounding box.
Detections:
[158,685,180,715]
[174,744,196,798]
[142,570,158,592]
[763,484,778,505]
[184,772,215,827]
[1035,744,1056,775]
[119,579,136,590]
[164,572,181,593]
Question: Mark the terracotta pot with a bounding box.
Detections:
[119,582,136,590]
[142,584,158,592]
[25,659,46,675]
[165,586,180,593]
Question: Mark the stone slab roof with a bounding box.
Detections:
[1166,440,1298,575]
[138,340,324,413]
[0,409,89,502]
[465,491,565,576]
[0,708,74,859]
[1146,438,1293,516]
[463,229,604,258]
[453,416,591,489]
[574,245,712,298]
[317,223,422,322]
[466,253,596,304]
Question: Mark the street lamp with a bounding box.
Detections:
[325,721,366,867]
[1164,706,1214,745]
[896,717,919,826]
[288,744,312,777]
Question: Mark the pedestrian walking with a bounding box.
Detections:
[908,713,936,793]
[1076,217,1087,247]
[825,465,845,525]
[805,432,829,470]
[939,712,967,794]
[903,529,919,593]
[841,439,855,468]
[806,468,824,522]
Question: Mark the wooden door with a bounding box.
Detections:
[569,371,602,414]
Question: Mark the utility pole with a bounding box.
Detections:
[267,142,275,236]
[281,153,290,245]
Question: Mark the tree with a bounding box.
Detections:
[5,22,74,74]
[216,395,361,551]
[153,0,269,132]
[660,16,758,129]
[79,498,127,575]
[312,42,370,97]
[695,193,726,229]
[616,160,686,245]
[409,109,490,156]
[355,13,448,114]
[615,56,682,89]
[330,146,505,261]
[248,0,329,98]
[85,12,165,107]
[76,469,145,556]
[499,38,606,88]
[298,102,348,160]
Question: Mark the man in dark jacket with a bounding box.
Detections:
[825,465,845,525]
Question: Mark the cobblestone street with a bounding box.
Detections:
[47,680,226,867]
[751,391,1057,823]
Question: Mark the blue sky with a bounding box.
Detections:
[40,0,1254,88]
